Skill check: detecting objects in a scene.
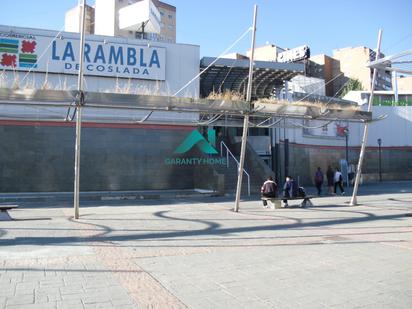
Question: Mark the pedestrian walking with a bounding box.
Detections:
[261,176,277,208]
[334,168,345,195]
[326,165,334,195]
[314,167,324,196]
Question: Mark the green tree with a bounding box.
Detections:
[340,78,364,98]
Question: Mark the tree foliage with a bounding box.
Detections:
[340,78,364,98]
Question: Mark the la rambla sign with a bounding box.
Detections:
[0,31,166,80]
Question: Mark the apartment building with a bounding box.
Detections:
[307,54,340,97]
[397,75,412,91]
[333,46,392,92]
[65,3,95,34]
[65,0,176,43]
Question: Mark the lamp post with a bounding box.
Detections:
[377,138,382,181]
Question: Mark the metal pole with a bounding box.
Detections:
[378,138,382,181]
[350,29,382,206]
[345,133,349,165]
[345,133,349,188]
[234,5,257,212]
[74,0,87,219]
[393,71,399,104]
[284,138,289,178]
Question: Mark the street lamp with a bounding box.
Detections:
[377,138,382,181]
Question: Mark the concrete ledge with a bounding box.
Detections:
[0,189,217,203]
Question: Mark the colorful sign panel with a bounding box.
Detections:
[0,31,166,81]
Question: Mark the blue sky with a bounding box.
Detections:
[1,0,411,58]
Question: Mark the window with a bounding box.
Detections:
[168,14,173,19]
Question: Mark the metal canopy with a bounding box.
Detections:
[368,49,412,75]
[0,88,371,123]
[200,57,304,98]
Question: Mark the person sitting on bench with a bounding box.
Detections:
[261,176,278,208]
[282,176,298,208]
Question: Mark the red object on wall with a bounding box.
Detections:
[1,54,17,67]
[336,125,348,137]
[21,40,36,53]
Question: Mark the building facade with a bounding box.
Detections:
[246,44,285,62]
[307,54,340,97]
[65,4,95,35]
[333,46,392,92]
[0,24,205,193]
[65,0,176,43]
[397,75,412,91]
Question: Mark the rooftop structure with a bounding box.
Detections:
[199,57,304,99]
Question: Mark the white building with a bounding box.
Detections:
[0,25,198,96]
[0,24,199,124]
[65,0,176,43]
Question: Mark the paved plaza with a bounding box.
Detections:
[1,182,412,309]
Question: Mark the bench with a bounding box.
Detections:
[0,205,19,212]
[261,196,314,209]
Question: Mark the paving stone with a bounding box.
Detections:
[82,293,112,305]
[5,294,34,306]
[83,302,114,309]
[0,297,6,309]
[6,304,57,309]
[39,279,65,288]
[56,299,84,309]
[0,286,15,297]
[109,297,134,306]
[59,285,84,295]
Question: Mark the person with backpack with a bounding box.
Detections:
[314,167,324,196]
[261,176,278,208]
[282,176,298,208]
[334,168,345,195]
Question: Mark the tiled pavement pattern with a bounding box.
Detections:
[1,190,411,308]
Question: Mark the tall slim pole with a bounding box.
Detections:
[345,133,349,188]
[345,132,349,165]
[393,71,399,104]
[378,138,382,181]
[350,29,382,206]
[74,0,87,219]
[234,5,257,212]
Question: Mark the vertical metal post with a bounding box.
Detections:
[74,0,87,219]
[393,71,399,104]
[269,117,275,171]
[345,133,349,164]
[284,138,289,178]
[345,133,349,188]
[350,29,382,206]
[234,5,257,212]
[378,138,382,181]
